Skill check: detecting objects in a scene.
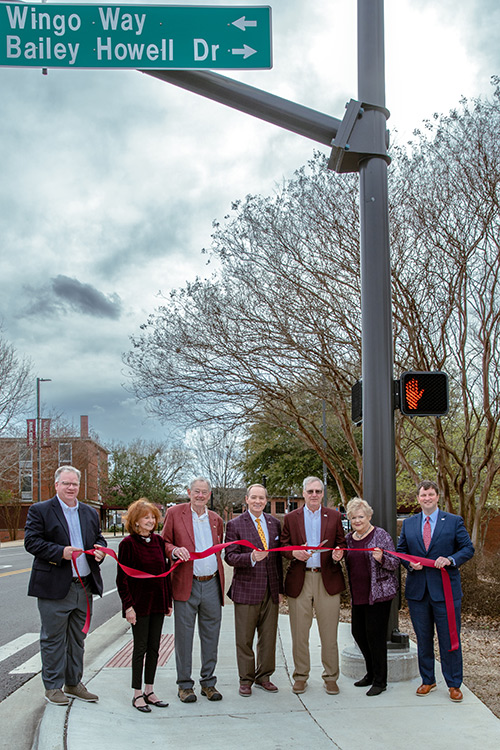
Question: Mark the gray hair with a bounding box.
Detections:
[190,477,212,492]
[55,465,81,483]
[303,476,324,492]
[346,497,373,520]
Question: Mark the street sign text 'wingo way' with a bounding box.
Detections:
[0,4,272,69]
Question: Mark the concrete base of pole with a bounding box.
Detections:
[341,643,419,682]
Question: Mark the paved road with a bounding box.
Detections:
[0,536,124,702]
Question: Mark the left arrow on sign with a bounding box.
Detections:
[232,16,258,31]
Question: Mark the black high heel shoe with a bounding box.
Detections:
[132,695,151,713]
[144,692,169,708]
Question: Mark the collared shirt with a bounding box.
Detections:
[57,496,91,577]
[192,508,218,577]
[249,511,269,566]
[304,505,322,568]
[421,508,439,542]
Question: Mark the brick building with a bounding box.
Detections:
[0,416,109,541]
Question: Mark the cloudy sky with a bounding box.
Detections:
[0,0,498,448]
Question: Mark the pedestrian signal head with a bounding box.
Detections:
[399,372,449,417]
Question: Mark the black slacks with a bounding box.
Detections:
[351,600,392,687]
[131,612,165,689]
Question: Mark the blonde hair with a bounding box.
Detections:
[124,498,161,534]
[346,497,374,520]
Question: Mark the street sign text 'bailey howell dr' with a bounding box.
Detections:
[0,4,272,69]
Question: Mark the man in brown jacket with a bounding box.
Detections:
[162,477,225,704]
[281,476,346,695]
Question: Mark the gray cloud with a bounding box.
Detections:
[24,276,122,319]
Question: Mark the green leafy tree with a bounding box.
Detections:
[104,440,190,509]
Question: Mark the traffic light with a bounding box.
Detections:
[399,371,449,417]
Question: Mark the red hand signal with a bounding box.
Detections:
[405,378,424,410]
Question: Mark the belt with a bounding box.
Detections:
[193,573,217,582]
[306,567,321,573]
[72,575,91,583]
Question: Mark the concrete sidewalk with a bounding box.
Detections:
[32,604,500,750]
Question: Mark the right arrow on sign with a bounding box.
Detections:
[232,45,257,59]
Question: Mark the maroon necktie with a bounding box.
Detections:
[423,516,432,551]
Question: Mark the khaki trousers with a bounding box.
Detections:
[234,588,279,685]
[288,570,340,682]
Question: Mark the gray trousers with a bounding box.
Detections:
[173,576,222,690]
[37,580,92,689]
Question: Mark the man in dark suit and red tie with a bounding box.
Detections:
[281,476,346,696]
[225,483,283,697]
[397,480,474,703]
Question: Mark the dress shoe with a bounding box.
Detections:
[45,688,70,706]
[144,691,169,707]
[255,681,279,693]
[354,675,373,687]
[178,688,197,703]
[239,684,252,697]
[64,682,99,702]
[449,687,463,703]
[132,695,151,713]
[366,685,386,696]
[201,686,223,701]
[324,681,340,695]
[416,683,437,696]
[292,680,307,694]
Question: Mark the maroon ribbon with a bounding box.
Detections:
[73,541,459,649]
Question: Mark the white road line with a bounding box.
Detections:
[0,633,39,663]
[101,587,117,598]
[10,653,41,674]
[0,565,13,569]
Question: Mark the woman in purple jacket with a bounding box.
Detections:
[333,498,399,696]
[117,498,172,713]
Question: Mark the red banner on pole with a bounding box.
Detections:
[27,419,36,447]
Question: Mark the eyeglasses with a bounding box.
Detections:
[306,489,322,495]
[60,481,79,488]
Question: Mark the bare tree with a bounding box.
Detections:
[125,156,364,504]
[185,427,243,515]
[126,87,500,541]
[0,330,32,435]
[390,85,500,546]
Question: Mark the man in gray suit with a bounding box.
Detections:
[225,484,283,696]
[24,466,106,705]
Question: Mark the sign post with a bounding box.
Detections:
[0,4,272,69]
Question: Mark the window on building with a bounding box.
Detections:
[275,501,285,514]
[20,471,32,499]
[19,445,32,468]
[59,443,72,465]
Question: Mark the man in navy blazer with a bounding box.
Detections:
[24,466,106,706]
[225,484,283,696]
[397,480,474,703]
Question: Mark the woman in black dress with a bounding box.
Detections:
[117,498,172,713]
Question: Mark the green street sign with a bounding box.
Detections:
[0,4,272,69]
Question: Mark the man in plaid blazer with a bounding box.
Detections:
[225,484,283,697]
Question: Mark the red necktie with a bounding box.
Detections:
[423,516,432,551]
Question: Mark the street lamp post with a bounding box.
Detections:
[36,377,51,502]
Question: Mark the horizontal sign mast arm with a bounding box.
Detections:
[143,69,341,146]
